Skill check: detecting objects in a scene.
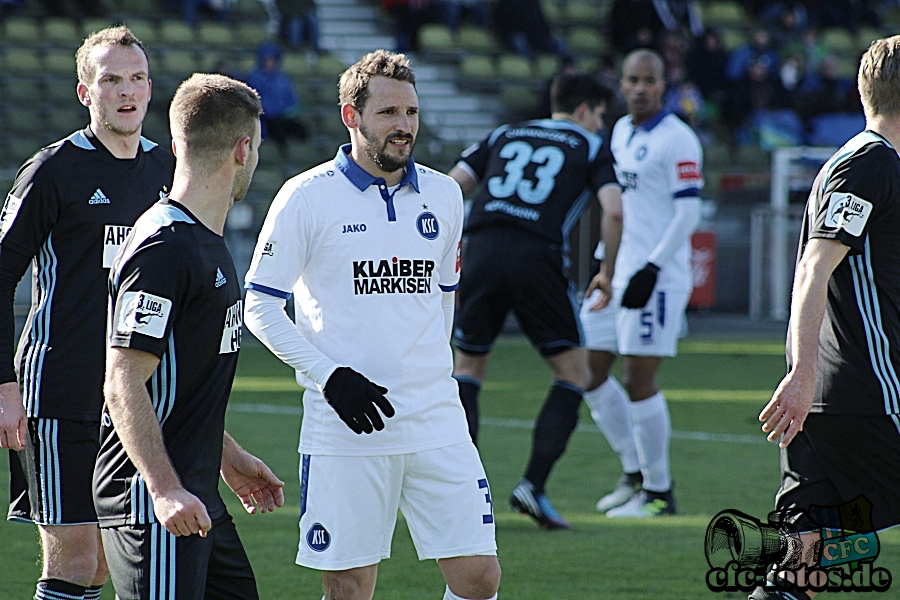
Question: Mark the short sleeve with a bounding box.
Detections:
[666,127,704,199]
[109,236,191,357]
[438,183,464,292]
[456,131,496,181]
[244,184,310,299]
[588,138,619,194]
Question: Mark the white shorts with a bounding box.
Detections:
[296,442,497,571]
[579,289,618,352]
[614,287,689,357]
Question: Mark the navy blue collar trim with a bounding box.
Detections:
[334,144,420,193]
[634,110,668,132]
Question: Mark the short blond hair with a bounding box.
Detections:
[76,25,149,84]
[169,73,262,175]
[858,36,900,118]
[338,49,416,113]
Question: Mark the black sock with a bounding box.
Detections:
[454,376,481,445]
[36,579,86,600]
[84,585,104,600]
[523,381,583,493]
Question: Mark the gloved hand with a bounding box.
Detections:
[323,367,395,434]
[621,263,660,309]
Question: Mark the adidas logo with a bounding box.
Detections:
[88,189,110,205]
[215,268,227,288]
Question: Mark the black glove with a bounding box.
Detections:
[323,367,395,434]
[621,262,660,309]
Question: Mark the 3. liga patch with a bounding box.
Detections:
[825,192,873,237]
[416,211,439,240]
[306,522,331,552]
[116,291,172,339]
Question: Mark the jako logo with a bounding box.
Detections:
[342,223,367,233]
[417,212,439,240]
[307,523,331,552]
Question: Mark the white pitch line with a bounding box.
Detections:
[228,403,766,444]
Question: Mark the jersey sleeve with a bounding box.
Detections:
[0,154,60,383]
[456,130,496,181]
[808,145,897,254]
[244,183,310,299]
[666,127,704,200]
[588,136,620,194]
[438,183,464,292]
[109,236,193,357]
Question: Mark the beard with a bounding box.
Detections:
[359,122,415,173]
[95,107,143,138]
[231,160,254,202]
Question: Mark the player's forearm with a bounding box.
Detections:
[221,431,243,470]
[243,289,339,387]
[646,198,701,268]
[0,246,32,385]
[598,188,623,281]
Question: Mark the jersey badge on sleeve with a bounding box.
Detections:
[0,194,23,242]
[825,192,873,237]
[417,211,439,240]
[677,161,702,181]
[456,241,462,273]
[116,291,172,339]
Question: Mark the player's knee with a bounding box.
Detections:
[92,553,110,587]
[448,557,501,599]
[44,549,98,586]
[323,570,374,600]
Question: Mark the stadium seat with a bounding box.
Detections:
[248,168,285,195]
[575,55,599,72]
[198,22,235,48]
[3,16,41,43]
[534,54,561,80]
[857,27,884,50]
[565,1,601,25]
[497,54,533,80]
[315,54,347,78]
[821,28,859,55]
[48,106,87,136]
[6,105,45,134]
[567,27,606,54]
[3,46,43,73]
[833,57,859,79]
[123,19,159,45]
[808,113,865,147]
[702,1,746,26]
[5,135,47,167]
[418,24,456,53]
[2,77,42,104]
[159,20,195,46]
[160,49,199,77]
[235,22,270,47]
[82,17,115,37]
[43,75,79,103]
[281,51,312,77]
[45,47,77,75]
[541,1,563,26]
[719,27,748,51]
[457,25,497,52]
[142,110,170,141]
[44,18,82,45]
[232,0,269,19]
[459,54,496,79]
[500,84,538,114]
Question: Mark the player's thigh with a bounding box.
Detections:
[14,417,99,525]
[38,522,102,578]
[580,289,618,354]
[454,236,513,353]
[297,454,404,570]
[615,289,689,357]
[101,521,215,600]
[399,442,497,560]
[204,513,259,600]
[514,254,582,356]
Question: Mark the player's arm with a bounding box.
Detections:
[448,164,479,194]
[220,431,284,515]
[759,238,848,447]
[587,184,623,310]
[104,346,211,537]
[0,159,60,451]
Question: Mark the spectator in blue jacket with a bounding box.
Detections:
[245,41,309,157]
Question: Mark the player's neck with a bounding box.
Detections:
[167,168,234,236]
[89,123,142,159]
[867,116,900,151]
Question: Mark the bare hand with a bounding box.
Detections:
[222,450,285,515]
[152,488,212,537]
[759,372,814,448]
[585,272,612,311]
[0,382,27,451]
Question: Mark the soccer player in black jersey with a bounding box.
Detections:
[0,26,174,600]
[95,73,283,600]
[449,73,622,529]
[752,36,900,600]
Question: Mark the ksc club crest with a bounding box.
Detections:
[307,522,331,552]
[416,211,439,240]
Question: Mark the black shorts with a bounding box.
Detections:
[776,413,900,532]
[455,228,582,357]
[8,417,99,525]
[101,512,258,600]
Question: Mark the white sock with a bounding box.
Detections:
[628,392,672,493]
[443,585,498,600]
[583,376,641,474]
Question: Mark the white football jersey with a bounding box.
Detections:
[245,146,470,455]
[610,111,703,293]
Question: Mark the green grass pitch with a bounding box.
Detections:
[2,335,899,598]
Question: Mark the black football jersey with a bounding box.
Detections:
[0,128,175,420]
[795,131,900,415]
[94,199,242,527]
[458,118,618,246]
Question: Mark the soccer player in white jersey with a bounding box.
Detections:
[243,50,500,600]
[584,48,703,518]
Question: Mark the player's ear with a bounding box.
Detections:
[235,135,252,166]
[341,103,359,129]
[171,138,179,157]
[77,82,90,106]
